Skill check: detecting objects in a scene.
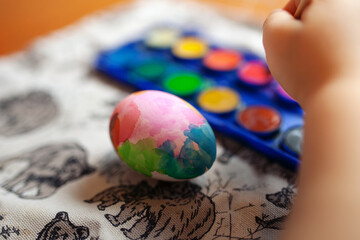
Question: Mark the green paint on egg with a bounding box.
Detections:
[117,123,216,180]
[118,138,161,177]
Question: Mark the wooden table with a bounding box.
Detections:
[0,0,287,55]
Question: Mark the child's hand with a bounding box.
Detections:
[263,0,360,107]
[263,2,360,239]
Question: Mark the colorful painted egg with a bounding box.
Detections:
[109,90,217,181]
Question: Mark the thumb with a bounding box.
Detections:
[263,8,301,54]
[262,9,302,83]
[284,0,300,14]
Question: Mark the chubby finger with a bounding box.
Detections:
[263,8,301,52]
[284,0,298,15]
[294,0,311,18]
[263,9,302,82]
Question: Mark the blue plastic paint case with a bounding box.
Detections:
[94,28,304,170]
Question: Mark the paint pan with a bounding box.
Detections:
[145,27,181,49]
[281,126,303,157]
[203,49,242,72]
[172,37,208,60]
[197,87,240,114]
[163,73,204,97]
[238,61,272,87]
[132,60,166,81]
[236,105,282,137]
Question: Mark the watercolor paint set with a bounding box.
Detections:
[95,27,304,169]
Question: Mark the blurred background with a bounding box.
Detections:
[0,0,287,56]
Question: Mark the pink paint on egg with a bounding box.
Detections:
[110,98,141,147]
[112,90,205,156]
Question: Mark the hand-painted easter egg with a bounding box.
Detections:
[109,90,217,181]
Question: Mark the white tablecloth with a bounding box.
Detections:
[0,0,296,239]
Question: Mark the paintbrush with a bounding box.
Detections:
[294,0,311,19]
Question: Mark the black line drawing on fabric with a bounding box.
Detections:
[18,45,48,70]
[204,170,236,199]
[0,91,58,136]
[97,151,151,186]
[0,143,95,199]
[205,170,252,240]
[0,225,21,239]
[98,152,127,185]
[86,180,215,240]
[238,147,297,184]
[266,186,296,210]
[90,98,122,121]
[0,214,27,239]
[204,170,267,199]
[20,41,91,73]
[37,211,89,240]
[213,198,259,240]
[216,132,297,183]
[204,170,285,240]
[228,214,287,240]
[254,214,287,231]
[216,134,243,165]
